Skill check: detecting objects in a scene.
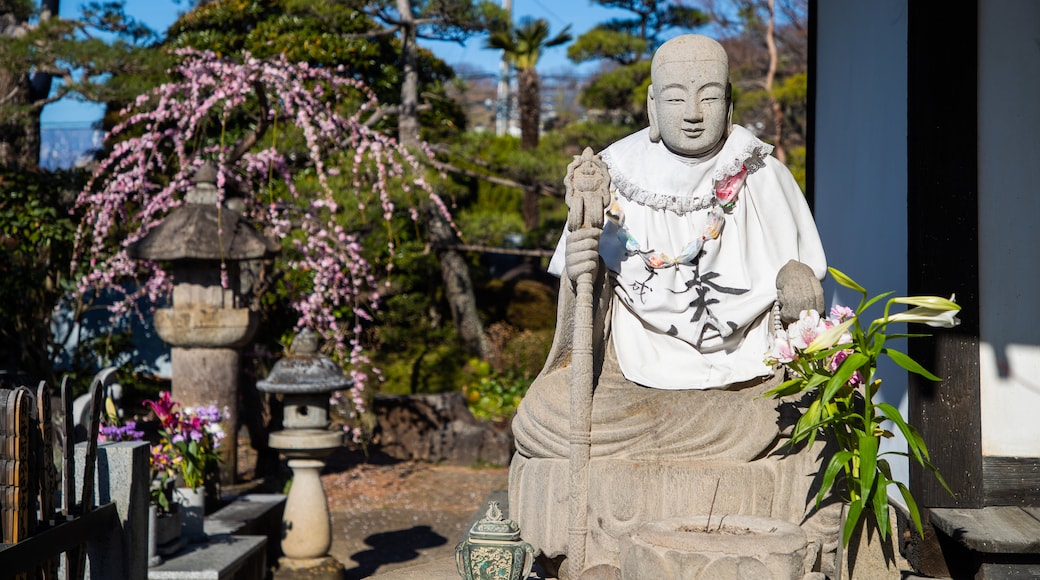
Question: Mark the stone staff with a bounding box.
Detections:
[562,147,611,578]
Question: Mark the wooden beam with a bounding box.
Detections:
[906,0,983,511]
[984,457,1040,506]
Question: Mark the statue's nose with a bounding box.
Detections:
[684,99,703,121]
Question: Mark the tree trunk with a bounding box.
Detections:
[517,68,540,150]
[391,0,489,358]
[764,0,786,163]
[518,67,540,229]
[396,0,420,149]
[0,68,42,168]
[426,205,491,359]
[0,1,57,169]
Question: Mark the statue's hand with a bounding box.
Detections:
[566,228,602,284]
[776,260,825,326]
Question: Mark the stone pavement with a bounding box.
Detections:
[324,484,939,580]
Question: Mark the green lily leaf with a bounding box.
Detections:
[765,378,807,398]
[858,433,879,500]
[817,450,854,507]
[821,352,868,405]
[877,402,929,464]
[843,499,866,546]
[895,480,925,537]
[871,476,892,543]
[884,348,942,381]
[860,291,896,316]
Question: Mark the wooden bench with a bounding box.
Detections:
[930,506,1040,578]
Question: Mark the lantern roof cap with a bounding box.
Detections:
[257,329,353,394]
[128,163,278,262]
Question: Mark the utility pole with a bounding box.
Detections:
[495,0,512,136]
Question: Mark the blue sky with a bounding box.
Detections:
[42,0,625,124]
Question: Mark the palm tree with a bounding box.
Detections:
[486,17,571,228]
[487,17,571,150]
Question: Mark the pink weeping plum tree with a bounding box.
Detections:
[71,49,453,438]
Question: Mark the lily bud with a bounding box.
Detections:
[806,318,855,353]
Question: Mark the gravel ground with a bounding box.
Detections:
[321,449,509,579]
[245,444,509,579]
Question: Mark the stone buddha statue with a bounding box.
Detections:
[509,35,840,578]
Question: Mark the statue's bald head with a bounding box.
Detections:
[651,35,729,82]
[647,35,733,158]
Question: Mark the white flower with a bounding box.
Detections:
[768,330,796,364]
[788,310,828,349]
[879,295,961,328]
[885,307,961,328]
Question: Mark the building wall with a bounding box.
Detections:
[978,1,1040,458]
[813,0,910,484]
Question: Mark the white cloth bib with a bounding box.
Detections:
[549,125,826,389]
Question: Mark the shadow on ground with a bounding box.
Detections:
[344,526,448,579]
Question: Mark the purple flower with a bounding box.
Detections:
[830,305,856,322]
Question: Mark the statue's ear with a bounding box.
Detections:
[725,101,734,137]
[725,83,734,136]
[728,83,736,136]
[648,84,660,142]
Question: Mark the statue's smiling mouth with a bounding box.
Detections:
[682,128,704,137]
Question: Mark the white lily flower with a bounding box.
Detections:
[878,294,961,328]
[885,306,961,328]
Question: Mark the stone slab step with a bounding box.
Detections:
[148,535,267,580]
[205,493,286,537]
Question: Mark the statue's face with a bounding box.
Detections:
[649,60,730,157]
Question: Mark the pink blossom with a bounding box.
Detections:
[830,305,856,322]
[769,330,796,364]
[70,49,449,443]
[829,349,864,386]
[714,165,748,209]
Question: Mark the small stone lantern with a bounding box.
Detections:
[257,329,352,577]
[129,162,279,484]
[455,502,535,580]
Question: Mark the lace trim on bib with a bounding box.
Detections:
[601,129,774,216]
[601,149,715,215]
[713,136,773,182]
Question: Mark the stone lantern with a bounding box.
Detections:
[129,163,279,484]
[257,329,351,578]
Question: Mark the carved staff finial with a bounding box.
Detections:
[565,147,611,232]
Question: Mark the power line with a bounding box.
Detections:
[528,0,565,28]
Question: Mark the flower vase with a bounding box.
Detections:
[147,505,163,567]
[149,504,184,565]
[175,486,207,543]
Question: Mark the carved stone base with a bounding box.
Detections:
[619,515,814,580]
[509,453,841,576]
